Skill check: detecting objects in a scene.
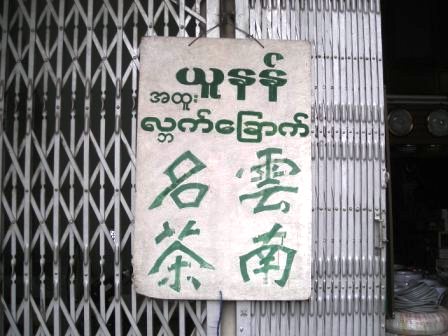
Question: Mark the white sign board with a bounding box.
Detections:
[134,37,312,301]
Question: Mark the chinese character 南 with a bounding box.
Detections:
[149,220,214,292]
[237,147,300,213]
[149,151,209,209]
[239,223,296,287]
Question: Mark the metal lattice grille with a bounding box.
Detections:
[235,1,387,335]
[0,0,219,335]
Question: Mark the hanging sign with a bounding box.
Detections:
[134,37,312,300]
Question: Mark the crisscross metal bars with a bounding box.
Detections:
[235,1,387,335]
[0,0,220,335]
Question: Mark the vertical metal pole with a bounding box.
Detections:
[302,3,313,335]
[179,0,186,37]
[249,0,259,41]
[324,3,335,335]
[375,0,387,332]
[365,3,376,336]
[99,5,108,323]
[38,5,49,323]
[235,0,249,39]
[163,300,169,335]
[0,0,9,332]
[316,1,327,335]
[11,5,24,329]
[35,4,49,327]
[371,10,382,323]
[207,301,221,335]
[69,3,80,326]
[131,3,139,333]
[163,4,169,36]
[215,300,236,336]
[179,300,186,336]
[337,3,348,336]
[359,3,368,335]
[206,0,220,37]
[145,1,154,331]
[331,2,343,335]
[363,3,369,336]
[83,0,93,334]
[24,0,37,334]
[222,0,235,38]
[271,0,280,39]
[352,4,362,336]
[378,0,387,328]
[383,98,393,324]
[147,0,154,36]
[194,0,201,36]
[53,0,65,334]
[114,0,124,334]
[346,3,356,335]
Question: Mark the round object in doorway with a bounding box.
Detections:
[394,271,423,289]
[389,109,414,136]
[427,109,448,137]
[386,307,448,335]
[394,264,407,271]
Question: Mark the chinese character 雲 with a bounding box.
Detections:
[237,147,300,213]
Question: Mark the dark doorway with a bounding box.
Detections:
[382,0,448,312]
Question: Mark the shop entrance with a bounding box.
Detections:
[383,0,448,332]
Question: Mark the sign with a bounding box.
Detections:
[133,37,312,300]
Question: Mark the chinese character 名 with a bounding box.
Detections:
[239,223,296,287]
[237,147,300,214]
[149,220,214,292]
[149,151,209,209]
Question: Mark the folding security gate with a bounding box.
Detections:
[235,1,387,335]
[0,0,387,335]
[0,0,221,335]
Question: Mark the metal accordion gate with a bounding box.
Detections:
[234,1,387,335]
[0,0,387,335]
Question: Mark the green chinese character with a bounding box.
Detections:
[149,151,209,209]
[239,223,296,287]
[237,148,299,213]
[149,220,214,292]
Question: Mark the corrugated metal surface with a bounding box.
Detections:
[0,0,221,334]
[235,1,387,335]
